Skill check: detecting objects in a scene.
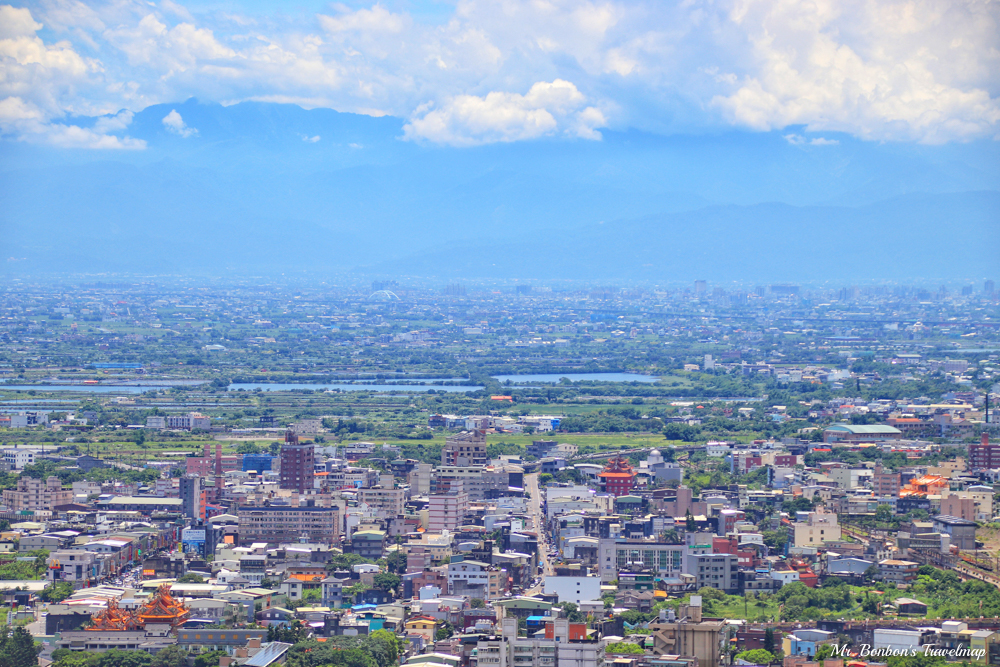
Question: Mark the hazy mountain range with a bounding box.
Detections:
[2,99,997,282]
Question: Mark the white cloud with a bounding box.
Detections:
[160,0,194,22]
[104,14,235,70]
[711,0,1000,143]
[318,4,408,35]
[300,134,320,142]
[42,122,146,149]
[94,109,134,133]
[404,79,605,145]
[0,0,997,145]
[0,96,43,123]
[162,109,197,137]
[0,96,144,148]
[0,5,42,39]
[0,6,144,148]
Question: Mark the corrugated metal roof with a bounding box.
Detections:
[245,642,292,667]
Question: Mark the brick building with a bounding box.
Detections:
[279,431,315,493]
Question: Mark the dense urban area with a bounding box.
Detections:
[0,278,998,667]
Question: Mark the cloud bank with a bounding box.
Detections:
[0,0,996,148]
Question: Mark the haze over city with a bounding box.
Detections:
[0,0,998,281]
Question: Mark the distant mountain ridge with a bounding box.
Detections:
[1,99,997,281]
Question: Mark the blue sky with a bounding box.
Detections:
[1,0,998,150]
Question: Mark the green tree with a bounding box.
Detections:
[470,598,486,609]
[814,646,837,661]
[763,628,775,655]
[286,644,376,667]
[367,629,402,667]
[150,645,189,667]
[176,573,205,583]
[52,650,99,667]
[685,509,696,532]
[736,649,775,664]
[606,642,645,655]
[436,620,454,640]
[0,625,39,666]
[373,572,401,592]
[193,651,228,667]
[385,550,407,575]
[97,648,152,667]
[762,530,787,550]
[40,581,74,603]
[266,621,311,644]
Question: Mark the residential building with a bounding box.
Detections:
[180,477,202,520]
[167,412,212,430]
[792,511,841,548]
[237,506,339,546]
[940,495,976,522]
[349,529,387,560]
[280,431,315,493]
[441,430,488,466]
[543,575,601,604]
[359,475,405,518]
[428,492,469,533]
[2,448,34,470]
[784,629,835,657]
[598,538,684,582]
[878,559,919,585]
[873,465,901,497]
[932,515,978,550]
[448,557,491,598]
[969,434,1000,471]
[3,476,72,511]
[475,617,604,667]
[649,603,726,667]
[686,553,738,593]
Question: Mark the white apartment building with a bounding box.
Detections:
[543,575,602,605]
[166,412,211,430]
[828,467,873,490]
[476,618,605,667]
[2,448,34,470]
[7,412,47,428]
[448,557,492,598]
[598,538,685,582]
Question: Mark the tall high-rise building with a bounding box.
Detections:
[180,476,202,520]
[694,280,707,295]
[280,430,315,493]
[986,280,996,295]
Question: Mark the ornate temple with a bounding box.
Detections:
[597,455,637,497]
[88,584,190,632]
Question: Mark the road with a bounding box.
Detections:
[524,472,553,597]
